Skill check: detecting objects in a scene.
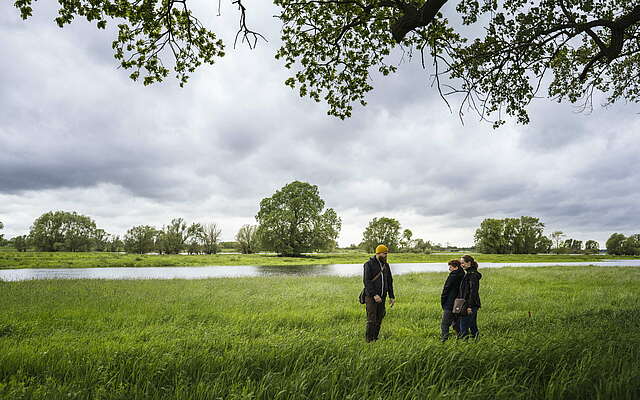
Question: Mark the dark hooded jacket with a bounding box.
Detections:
[458,267,482,308]
[363,256,394,299]
[441,267,465,310]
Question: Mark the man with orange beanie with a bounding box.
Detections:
[362,244,396,342]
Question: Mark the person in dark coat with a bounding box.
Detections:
[458,254,482,340]
[440,259,464,342]
[363,244,395,342]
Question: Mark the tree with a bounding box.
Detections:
[551,231,565,250]
[361,217,401,253]
[399,229,414,251]
[256,181,341,256]
[0,220,4,243]
[236,225,259,254]
[106,235,124,252]
[157,218,202,254]
[584,240,600,254]
[535,236,553,254]
[93,229,110,252]
[412,238,433,254]
[474,218,507,254]
[562,239,583,253]
[29,211,97,252]
[11,235,29,252]
[474,216,547,254]
[200,223,222,254]
[13,1,640,125]
[124,225,158,254]
[606,233,626,255]
[622,234,640,256]
[184,223,204,255]
[236,225,260,254]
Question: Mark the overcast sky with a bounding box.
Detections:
[1,2,639,248]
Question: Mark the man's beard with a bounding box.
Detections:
[377,255,387,262]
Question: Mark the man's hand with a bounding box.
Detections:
[467,308,472,314]
[389,298,395,307]
[374,295,382,303]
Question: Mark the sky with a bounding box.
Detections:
[1,2,639,248]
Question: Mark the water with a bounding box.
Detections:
[1,260,640,281]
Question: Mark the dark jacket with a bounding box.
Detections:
[363,256,395,299]
[458,267,482,308]
[441,267,465,310]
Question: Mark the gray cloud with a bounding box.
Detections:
[1,3,640,247]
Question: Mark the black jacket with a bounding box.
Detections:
[441,268,465,310]
[458,267,482,308]
[363,256,395,299]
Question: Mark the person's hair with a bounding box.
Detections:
[448,260,461,268]
[462,254,479,269]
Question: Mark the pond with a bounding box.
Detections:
[1,260,640,281]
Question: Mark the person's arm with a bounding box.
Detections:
[387,265,395,300]
[363,261,376,297]
[466,274,480,310]
[441,275,452,308]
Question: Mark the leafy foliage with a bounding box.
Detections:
[200,223,222,255]
[13,1,640,124]
[361,217,401,253]
[584,239,600,254]
[236,224,260,254]
[10,235,29,252]
[256,181,341,255]
[123,225,158,254]
[608,233,640,256]
[13,0,225,86]
[474,216,549,254]
[29,211,98,252]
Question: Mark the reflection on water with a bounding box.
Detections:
[1,261,639,282]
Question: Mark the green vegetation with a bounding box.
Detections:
[607,233,640,255]
[13,0,639,126]
[1,267,639,399]
[2,251,640,270]
[256,181,341,255]
[475,216,551,254]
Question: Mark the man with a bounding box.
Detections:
[440,259,465,342]
[363,244,395,342]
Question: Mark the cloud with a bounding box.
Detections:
[1,3,639,248]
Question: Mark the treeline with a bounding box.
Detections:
[473,217,604,254]
[606,233,640,256]
[0,181,340,256]
[0,181,435,256]
[2,186,637,256]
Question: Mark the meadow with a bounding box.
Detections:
[1,266,639,399]
[1,250,639,269]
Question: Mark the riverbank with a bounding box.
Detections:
[1,266,639,399]
[2,251,639,269]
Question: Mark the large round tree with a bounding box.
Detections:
[361,217,401,253]
[29,210,97,252]
[256,181,341,256]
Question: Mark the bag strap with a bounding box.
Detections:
[372,271,382,281]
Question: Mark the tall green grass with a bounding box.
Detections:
[2,251,638,269]
[1,266,639,399]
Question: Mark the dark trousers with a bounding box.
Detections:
[365,296,386,342]
[458,307,479,339]
[440,309,459,341]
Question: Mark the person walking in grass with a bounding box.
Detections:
[363,244,395,342]
[440,259,465,342]
[458,254,482,340]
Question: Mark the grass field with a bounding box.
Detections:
[1,266,639,399]
[1,250,639,269]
